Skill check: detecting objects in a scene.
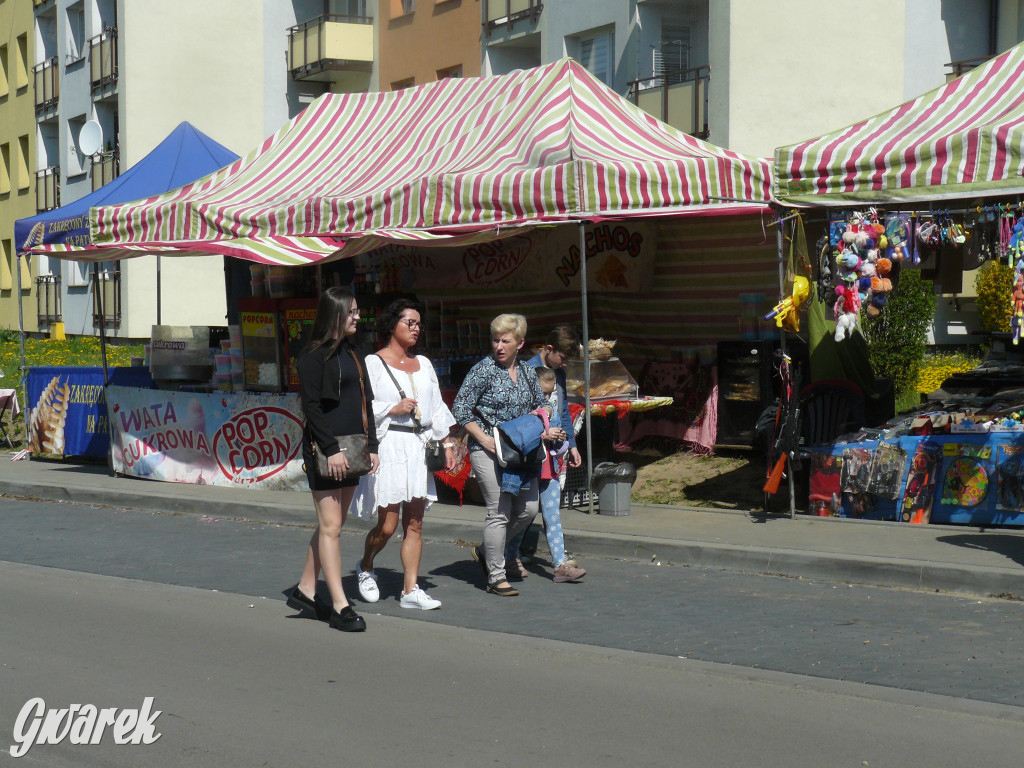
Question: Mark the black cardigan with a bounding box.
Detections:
[297,341,379,456]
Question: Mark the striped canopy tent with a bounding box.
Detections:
[30,58,771,264]
[775,41,1024,207]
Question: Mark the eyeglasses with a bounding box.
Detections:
[400,319,421,329]
[348,308,361,317]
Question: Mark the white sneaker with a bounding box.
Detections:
[399,585,441,610]
[356,569,379,603]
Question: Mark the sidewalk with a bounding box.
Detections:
[3,452,1024,598]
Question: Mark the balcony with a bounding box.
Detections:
[91,148,119,192]
[88,27,118,92]
[946,55,992,82]
[288,14,373,87]
[629,65,710,139]
[35,166,60,212]
[484,0,542,36]
[32,57,59,114]
[92,267,121,329]
[36,274,62,326]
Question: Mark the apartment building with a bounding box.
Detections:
[5,0,378,340]
[0,0,38,333]
[482,0,1023,158]
[378,0,480,90]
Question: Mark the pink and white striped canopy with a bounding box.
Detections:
[775,42,1024,207]
[38,59,771,264]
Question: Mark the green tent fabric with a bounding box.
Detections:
[807,289,876,397]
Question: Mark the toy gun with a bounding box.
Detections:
[763,276,810,327]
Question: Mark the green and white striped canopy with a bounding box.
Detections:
[775,41,1024,207]
[34,59,771,264]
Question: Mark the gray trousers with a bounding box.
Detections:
[470,450,539,583]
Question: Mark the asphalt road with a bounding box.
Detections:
[2,497,1024,766]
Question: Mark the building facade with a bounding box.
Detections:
[482,0,1021,157]
[3,0,379,339]
[378,0,480,90]
[0,0,38,333]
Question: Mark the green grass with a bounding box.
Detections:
[1,338,144,446]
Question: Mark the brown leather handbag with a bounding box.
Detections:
[313,350,371,478]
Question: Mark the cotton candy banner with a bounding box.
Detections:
[108,386,308,489]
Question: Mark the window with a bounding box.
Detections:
[66,2,85,62]
[402,0,414,13]
[0,143,9,195]
[17,135,29,191]
[15,33,28,89]
[437,65,462,80]
[391,77,414,90]
[0,44,8,97]
[577,31,614,85]
[0,239,11,292]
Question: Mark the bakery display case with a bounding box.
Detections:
[565,357,638,401]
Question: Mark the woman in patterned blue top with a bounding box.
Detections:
[453,313,545,596]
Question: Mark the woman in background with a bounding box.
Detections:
[452,313,545,597]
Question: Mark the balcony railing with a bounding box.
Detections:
[91,148,119,191]
[288,14,373,82]
[629,65,710,139]
[92,267,121,328]
[484,0,542,36]
[36,274,62,326]
[35,166,60,212]
[89,27,118,91]
[32,57,59,114]
[945,55,993,81]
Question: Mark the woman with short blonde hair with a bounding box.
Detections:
[490,313,528,342]
[453,313,545,596]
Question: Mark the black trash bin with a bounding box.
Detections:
[592,462,637,516]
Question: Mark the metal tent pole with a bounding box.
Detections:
[156,255,162,325]
[15,252,29,439]
[95,263,109,386]
[775,212,796,519]
[578,221,595,514]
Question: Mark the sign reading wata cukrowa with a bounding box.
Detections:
[108,386,308,489]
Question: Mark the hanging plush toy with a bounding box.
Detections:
[1012,272,1024,345]
[834,284,861,341]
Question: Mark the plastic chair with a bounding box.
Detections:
[798,379,865,451]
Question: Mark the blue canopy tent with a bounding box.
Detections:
[15,121,238,253]
[11,122,238,442]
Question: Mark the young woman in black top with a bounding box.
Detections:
[287,288,379,632]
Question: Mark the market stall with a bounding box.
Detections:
[772,40,1024,525]
[29,59,775,496]
[14,122,239,458]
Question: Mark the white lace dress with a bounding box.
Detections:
[351,355,456,518]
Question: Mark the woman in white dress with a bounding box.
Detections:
[352,299,456,610]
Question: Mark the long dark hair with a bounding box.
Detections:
[377,298,422,343]
[306,287,356,355]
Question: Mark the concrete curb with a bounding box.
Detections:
[5,478,1024,599]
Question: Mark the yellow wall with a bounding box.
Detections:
[379,0,481,89]
[0,0,38,332]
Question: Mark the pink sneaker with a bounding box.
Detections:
[553,562,586,583]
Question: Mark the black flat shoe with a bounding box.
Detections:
[486,581,519,597]
[471,546,489,580]
[328,605,367,632]
[286,587,329,621]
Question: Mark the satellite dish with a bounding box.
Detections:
[78,120,103,156]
